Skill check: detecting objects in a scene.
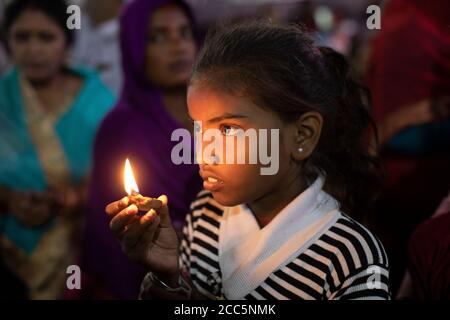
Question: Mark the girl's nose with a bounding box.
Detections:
[196,150,220,165]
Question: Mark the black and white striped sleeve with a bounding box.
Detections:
[325,216,391,300]
[329,264,390,300]
[179,199,195,272]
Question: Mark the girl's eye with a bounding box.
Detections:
[220,125,240,136]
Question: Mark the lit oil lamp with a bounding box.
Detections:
[124,158,155,211]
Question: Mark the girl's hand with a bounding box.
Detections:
[106,195,180,286]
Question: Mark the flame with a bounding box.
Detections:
[124,158,139,195]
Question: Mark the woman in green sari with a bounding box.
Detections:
[0,0,115,299]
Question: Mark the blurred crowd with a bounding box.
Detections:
[0,0,449,300]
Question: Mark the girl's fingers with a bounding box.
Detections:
[156,195,172,227]
[138,214,161,248]
[140,209,158,227]
[127,215,161,260]
[109,204,138,236]
[125,210,158,248]
[122,218,147,251]
[105,197,129,217]
[123,210,159,249]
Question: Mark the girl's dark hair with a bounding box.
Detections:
[190,21,384,220]
[2,0,74,49]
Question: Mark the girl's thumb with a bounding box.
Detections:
[157,194,171,226]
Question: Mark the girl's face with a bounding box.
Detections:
[145,4,197,89]
[187,82,301,207]
[8,9,67,83]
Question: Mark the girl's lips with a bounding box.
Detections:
[203,178,224,192]
[199,172,224,191]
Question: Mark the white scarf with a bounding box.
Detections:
[218,176,341,300]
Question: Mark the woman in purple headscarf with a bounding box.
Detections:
[80,0,202,299]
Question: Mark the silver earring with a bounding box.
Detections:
[298,147,304,153]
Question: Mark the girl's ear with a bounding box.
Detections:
[291,111,323,161]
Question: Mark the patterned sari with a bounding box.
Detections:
[0,67,114,299]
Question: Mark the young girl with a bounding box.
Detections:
[106,21,390,300]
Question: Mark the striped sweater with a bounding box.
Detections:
[179,190,391,300]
